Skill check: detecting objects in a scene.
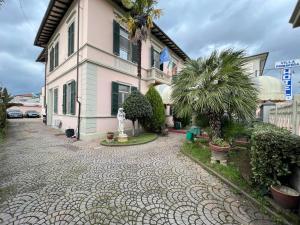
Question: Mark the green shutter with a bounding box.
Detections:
[111,82,119,116]
[131,86,138,93]
[68,23,74,56]
[63,84,67,114]
[54,42,59,67]
[70,80,76,115]
[151,46,154,67]
[113,20,120,56]
[132,43,138,63]
[50,48,54,71]
[54,89,58,113]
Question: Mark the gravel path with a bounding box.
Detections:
[0,119,275,224]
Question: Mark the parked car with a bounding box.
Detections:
[7,109,23,119]
[24,110,40,118]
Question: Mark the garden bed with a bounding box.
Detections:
[100,133,158,146]
[181,141,300,225]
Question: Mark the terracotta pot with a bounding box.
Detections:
[209,143,230,152]
[106,132,114,140]
[234,137,250,147]
[271,185,300,209]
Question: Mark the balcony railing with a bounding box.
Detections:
[147,67,172,85]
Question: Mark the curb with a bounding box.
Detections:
[181,150,294,225]
[100,135,158,147]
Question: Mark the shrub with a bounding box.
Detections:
[222,121,252,143]
[142,86,165,132]
[250,123,300,190]
[211,137,229,147]
[123,91,152,136]
[0,103,6,129]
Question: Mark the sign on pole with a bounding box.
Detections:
[275,59,300,69]
[282,69,293,101]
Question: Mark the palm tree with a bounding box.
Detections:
[120,0,162,90]
[172,49,258,139]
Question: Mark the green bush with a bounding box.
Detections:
[142,86,165,132]
[222,120,251,143]
[250,123,300,190]
[0,103,6,129]
[195,113,209,128]
[123,91,152,136]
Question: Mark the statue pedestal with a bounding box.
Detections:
[118,134,128,143]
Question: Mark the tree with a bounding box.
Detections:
[0,87,19,109]
[123,91,152,136]
[120,0,162,90]
[142,86,165,132]
[172,49,258,139]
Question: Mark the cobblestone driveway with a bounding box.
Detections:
[0,119,275,224]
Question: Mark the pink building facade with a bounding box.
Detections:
[35,0,188,140]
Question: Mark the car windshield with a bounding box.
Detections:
[27,111,37,113]
[11,110,22,113]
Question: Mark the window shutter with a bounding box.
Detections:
[63,84,67,114]
[132,43,138,63]
[111,82,119,116]
[54,43,59,67]
[50,48,54,71]
[151,46,154,67]
[54,89,58,113]
[68,23,74,56]
[70,80,76,115]
[113,20,120,56]
[131,86,138,93]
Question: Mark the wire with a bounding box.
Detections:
[18,0,34,31]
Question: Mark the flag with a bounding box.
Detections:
[160,48,170,64]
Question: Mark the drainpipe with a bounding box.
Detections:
[44,59,47,125]
[76,0,81,140]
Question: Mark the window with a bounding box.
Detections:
[53,88,58,114]
[68,22,75,56]
[119,28,131,61]
[49,41,59,72]
[118,84,130,109]
[153,49,161,70]
[111,82,137,115]
[113,20,138,63]
[63,81,76,115]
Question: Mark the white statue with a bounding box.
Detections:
[117,108,126,135]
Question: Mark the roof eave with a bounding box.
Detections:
[289,0,300,28]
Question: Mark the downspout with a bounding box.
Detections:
[44,59,47,125]
[76,0,81,140]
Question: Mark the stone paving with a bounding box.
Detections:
[0,119,275,224]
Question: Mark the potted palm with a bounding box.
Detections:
[209,137,230,165]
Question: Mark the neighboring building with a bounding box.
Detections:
[290,0,300,28]
[35,0,188,140]
[10,93,42,114]
[243,52,268,78]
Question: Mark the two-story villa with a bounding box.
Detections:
[35,0,188,140]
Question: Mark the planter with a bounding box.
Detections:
[209,143,230,166]
[106,132,114,143]
[271,185,300,209]
[234,137,250,147]
[65,129,75,138]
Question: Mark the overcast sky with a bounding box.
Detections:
[0,0,300,95]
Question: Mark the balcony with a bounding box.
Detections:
[146,67,172,85]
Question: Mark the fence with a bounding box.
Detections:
[269,100,300,135]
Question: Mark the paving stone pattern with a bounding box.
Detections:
[0,119,275,224]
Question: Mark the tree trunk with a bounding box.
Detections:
[137,40,142,91]
[132,120,135,136]
[207,112,222,139]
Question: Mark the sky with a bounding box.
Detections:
[0,0,300,95]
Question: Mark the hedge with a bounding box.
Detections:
[0,103,6,129]
[250,123,300,190]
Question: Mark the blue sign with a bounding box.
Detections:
[282,69,292,101]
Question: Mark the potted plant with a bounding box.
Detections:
[209,138,230,165]
[106,132,114,143]
[270,185,300,209]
